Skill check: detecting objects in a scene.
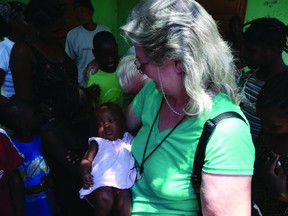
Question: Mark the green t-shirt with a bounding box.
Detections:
[86,69,125,108]
[131,81,255,215]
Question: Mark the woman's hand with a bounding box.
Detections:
[82,173,94,189]
[263,154,288,202]
[85,84,100,101]
[38,102,55,121]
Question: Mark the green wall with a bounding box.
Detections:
[245,0,288,64]
[93,0,138,56]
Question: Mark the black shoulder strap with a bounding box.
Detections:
[191,111,246,215]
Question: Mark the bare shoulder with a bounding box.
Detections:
[10,42,35,70]
[11,42,32,56]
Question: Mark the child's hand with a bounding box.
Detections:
[83,60,99,81]
[38,102,55,121]
[82,173,94,189]
[86,84,100,100]
[263,154,288,202]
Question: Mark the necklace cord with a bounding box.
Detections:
[157,68,185,116]
[139,99,185,175]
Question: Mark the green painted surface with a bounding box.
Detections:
[93,0,138,56]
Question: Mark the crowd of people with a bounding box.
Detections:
[0,0,288,215]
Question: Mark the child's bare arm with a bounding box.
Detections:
[80,140,98,189]
[9,169,25,216]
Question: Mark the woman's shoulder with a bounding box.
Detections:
[11,41,33,56]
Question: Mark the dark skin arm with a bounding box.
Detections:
[10,42,35,101]
[41,130,81,177]
[264,154,288,202]
[0,69,9,104]
[8,169,25,216]
[80,140,98,189]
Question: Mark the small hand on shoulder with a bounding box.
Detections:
[83,59,99,81]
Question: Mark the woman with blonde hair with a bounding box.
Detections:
[121,0,255,215]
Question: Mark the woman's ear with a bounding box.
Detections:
[175,61,184,74]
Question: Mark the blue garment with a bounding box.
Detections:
[13,135,55,216]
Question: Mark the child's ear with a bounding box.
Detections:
[92,49,97,58]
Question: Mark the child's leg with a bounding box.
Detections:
[113,188,132,216]
[86,186,114,216]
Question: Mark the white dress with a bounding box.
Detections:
[79,132,137,198]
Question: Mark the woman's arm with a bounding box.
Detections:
[10,42,35,101]
[201,172,252,216]
[125,102,142,133]
[41,130,81,176]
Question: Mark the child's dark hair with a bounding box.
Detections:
[95,102,125,122]
[73,0,93,11]
[0,98,36,130]
[0,1,26,38]
[24,0,67,27]
[0,15,10,38]
[93,31,117,53]
[243,18,288,53]
[256,71,288,115]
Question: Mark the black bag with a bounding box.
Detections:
[191,111,247,216]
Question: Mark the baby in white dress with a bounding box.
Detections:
[79,102,136,216]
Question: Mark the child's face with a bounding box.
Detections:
[74,6,93,26]
[244,42,271,70]
[93,41,118,72]
[259,110,288,154]
[259,110,288,135]
[95,106,124,141]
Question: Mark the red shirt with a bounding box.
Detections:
[0,130,24,216]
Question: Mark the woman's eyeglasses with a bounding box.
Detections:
[134,59,150,74]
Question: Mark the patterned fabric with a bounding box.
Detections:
[29,44,78,107]
[252,131,288,216]
[238,70,264,142]
[13,135,55,216]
